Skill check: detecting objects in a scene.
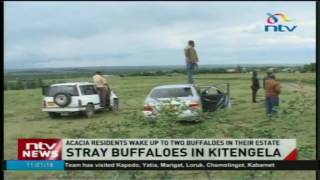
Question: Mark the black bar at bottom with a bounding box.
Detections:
[64,160,318,170]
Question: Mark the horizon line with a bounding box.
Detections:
[4,63,314,71]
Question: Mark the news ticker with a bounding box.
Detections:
[3,160,319,170]
[6,138,318,170]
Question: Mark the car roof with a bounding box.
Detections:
[50,82,95,87]
[152,84,195,90]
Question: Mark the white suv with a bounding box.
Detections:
[42,82,119,118]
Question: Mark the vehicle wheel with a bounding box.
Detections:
[85,104,95,118]
[112,99,119,111]
[48,112,61,119]
[54,93,71,107]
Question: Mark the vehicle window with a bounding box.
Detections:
[150,87,193,99]
[204,87,221,95]
[45,85,78,97]
[80,85,97,95]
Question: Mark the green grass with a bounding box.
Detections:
[4,73,316,179]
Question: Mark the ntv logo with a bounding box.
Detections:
[264,13,297,32]
[18,139,62,160]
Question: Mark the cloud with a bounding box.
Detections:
[4,1,316,69]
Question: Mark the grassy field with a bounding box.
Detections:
[4,72,316,179]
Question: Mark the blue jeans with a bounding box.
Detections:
[186,62,196,84]
[266,96,279,119]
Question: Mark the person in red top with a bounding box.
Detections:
[265,74,281,120]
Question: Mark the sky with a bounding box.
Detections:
[4,1,316,69]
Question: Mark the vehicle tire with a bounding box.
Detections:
[112,98,119,111]
[54,93,71,107]
[85,104,95,118]
[48,112,61,119]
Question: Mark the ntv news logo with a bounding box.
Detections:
[18,139,62,160]
[264,13,297,32]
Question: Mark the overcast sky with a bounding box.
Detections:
[4,1,316,69]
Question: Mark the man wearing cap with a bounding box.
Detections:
[93,71,109,107]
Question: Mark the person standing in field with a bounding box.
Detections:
[93,71,110,107]
[263,71,273,89]
[251,70,260,103]
[184,40,199,84]
[265,74,281,120]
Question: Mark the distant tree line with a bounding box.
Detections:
[4,63,315,91]
[123,68,236,77]
[4,79,45,91]
[4,78,76,91]
[126,70,168,76]
[4,73,92,81]
[303,63,315,72]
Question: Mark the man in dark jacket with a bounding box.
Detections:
[251,71,260,103]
